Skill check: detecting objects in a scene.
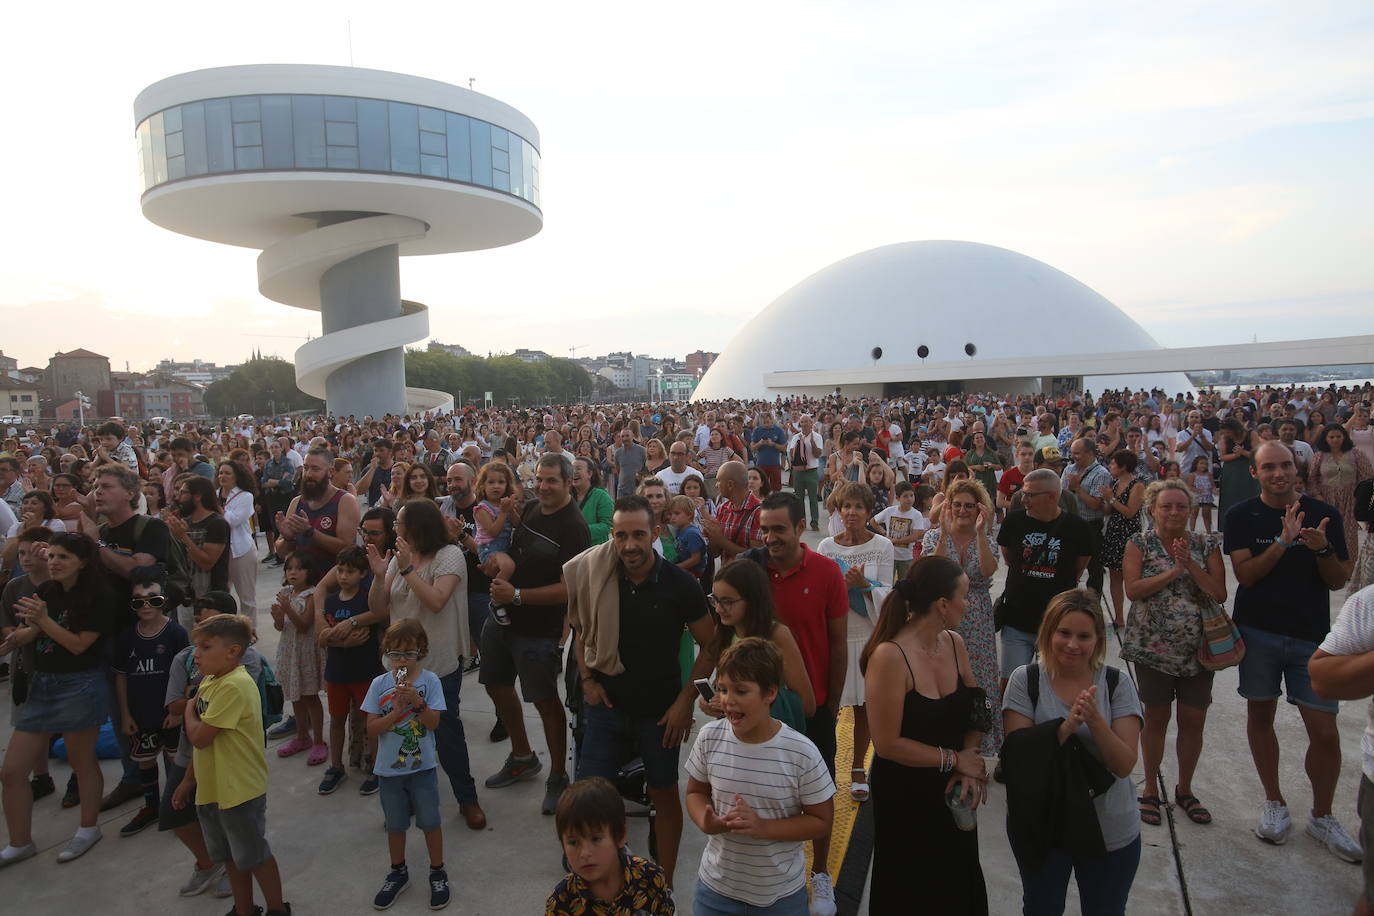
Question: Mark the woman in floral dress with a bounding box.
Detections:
[1121,478,1227,828]
[1308,424,1374,593]
[920,478,1001,755]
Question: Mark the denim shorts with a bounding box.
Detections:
[1236,624,1338,713]
[694,879,809,915]
[199,794,272,872]
[1000,625,1038,678]
[14,669,109,734]
[378,766,442,834]
[575,702,680,790]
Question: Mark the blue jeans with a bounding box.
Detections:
[468,592,491,654]
[1000,625,1038,678]
[1011,834,1141,915]
[694,879,809,915]
[379,768,442,833]
[575,702,680,789]
[436,668,479,806]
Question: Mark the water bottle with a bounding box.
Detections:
[946,781,977,831]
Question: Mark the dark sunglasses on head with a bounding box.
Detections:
[131,595,167,609]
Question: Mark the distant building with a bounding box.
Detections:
[112,373,207,419]
[17,367,44,384]
[0,350,18,378]
[428,341,472,358]
[597,364,632,389]
[685,350,718,377]
[154,358,237,385]
[44,348,112,407]
[0,377,42,420]
[511,348,551,363]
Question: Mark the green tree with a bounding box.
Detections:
[205,357,324,417]
[402,350,595,406]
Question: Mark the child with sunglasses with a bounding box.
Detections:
[362,619,450,910]
[112,564,189,839]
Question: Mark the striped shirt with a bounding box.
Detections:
[685,719,835,906]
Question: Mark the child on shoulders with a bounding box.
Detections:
[667,496,708,580]
[473,462,518,581]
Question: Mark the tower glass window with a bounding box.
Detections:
[138,92,539,211]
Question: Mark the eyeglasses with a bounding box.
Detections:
[131,596,167,609]
[1022,490,1053,500]
[362,527,387,538]
[384,650,421,661]
[706,595,742,610]
[949,502,980,512]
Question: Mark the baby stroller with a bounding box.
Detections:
[563,636,659,861]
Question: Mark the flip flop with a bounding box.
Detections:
[1175,788,1212,825]
[1138,795,1163,826]
[850,767,870,803]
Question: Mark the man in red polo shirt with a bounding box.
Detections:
[743,491,848,916]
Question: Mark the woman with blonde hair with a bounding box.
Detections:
[922,478,1000,755]
[1002,589,1143,915]
[1121,478,1226,828]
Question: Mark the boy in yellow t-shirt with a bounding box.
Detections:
[176,614,291,916]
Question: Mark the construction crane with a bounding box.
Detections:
[568,344,589,359]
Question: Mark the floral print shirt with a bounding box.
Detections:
[545,854,674,916]
[1120,530,1221,677]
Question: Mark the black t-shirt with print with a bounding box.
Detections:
[1224,494,1348,644]
[996,510,1094,633]
[185,513,231,602]
[33,580,117,674]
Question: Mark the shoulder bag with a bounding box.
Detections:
[1196,599,1245,671]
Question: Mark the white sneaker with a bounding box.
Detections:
[179,863,224,896]
[212,872,233,897]
[1307,813,1364,863]
[56,829,102,863]
[1255,800,1291,844]
[810,871,837,916]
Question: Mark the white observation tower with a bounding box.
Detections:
[134,64,542,418]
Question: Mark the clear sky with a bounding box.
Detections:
[3,1,1372,372]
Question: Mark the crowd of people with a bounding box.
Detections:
[1,380,1373,914]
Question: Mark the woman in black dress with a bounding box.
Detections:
[1099,450,1144,629]
[862,555,989,914]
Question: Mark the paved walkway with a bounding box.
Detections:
[2,526,1368,914]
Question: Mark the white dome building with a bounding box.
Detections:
[694,241,1192,401]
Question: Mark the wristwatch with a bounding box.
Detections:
[1315,546,1335,558]
[399,565,415,577]
[513,588,523,606]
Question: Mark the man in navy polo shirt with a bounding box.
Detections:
[750,410,787,495]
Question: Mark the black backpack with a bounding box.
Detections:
[131,514,192,607]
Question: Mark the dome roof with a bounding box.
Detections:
[694,240,1190,399]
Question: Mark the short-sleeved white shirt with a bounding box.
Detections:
[1319,585,1374,780]
[685,720,834,907]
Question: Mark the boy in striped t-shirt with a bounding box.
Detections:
[685,638,835,914]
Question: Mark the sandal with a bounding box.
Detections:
[1138,795,1163,826]
[850,767,870,803]
[1174,787,1212,825]
[307,743,329,766]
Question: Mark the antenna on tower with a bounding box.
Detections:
[469,78,476,90]
[347,20,354,67]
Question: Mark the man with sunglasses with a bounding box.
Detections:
[995,468,1094,693]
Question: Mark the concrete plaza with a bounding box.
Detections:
[1,524,1368,915]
